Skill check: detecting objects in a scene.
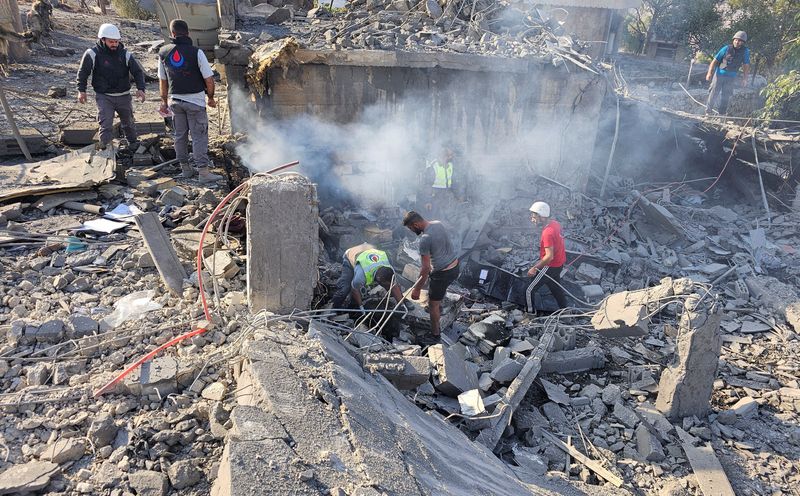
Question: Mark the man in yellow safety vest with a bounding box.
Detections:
[332,243,405,311]
[425,146,456,217]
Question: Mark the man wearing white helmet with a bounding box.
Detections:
[76,23,146,148]
[526,201,568,310]
[705,31,750,115]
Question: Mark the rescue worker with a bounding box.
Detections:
[158,19,221,183]
[76,23,146,149]
[403,211,459,345]
[526,201,569,310]
[332,243,405,311]
[425,145,455,217]
[705,31,751,115]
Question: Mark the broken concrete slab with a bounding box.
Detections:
[590,291,649,337]
[0,461,59,495]
[656,295,722,420]
[632,190,686,238]
[204,251,240,280]
[428,344,477,396]
[0,144,116,202]
[730,397,758,418]
[363,353,432,390]
[134,212,187,296]
[540,346,606,374]
[675,427,735,496]
[247,175,319,313]
[41,438,86,464]
[228,405,289,442]
[124,356,179,396]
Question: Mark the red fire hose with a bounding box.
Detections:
[93,161,300,397]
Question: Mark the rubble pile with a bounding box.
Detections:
[223,0,596,64]
[0,140,257,494]
[311,176,800,494]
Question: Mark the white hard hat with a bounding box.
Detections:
[98,23,121,40]
[529,201,551,217]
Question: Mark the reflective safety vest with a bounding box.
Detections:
[432,161,453,189]
[355,249,391,286]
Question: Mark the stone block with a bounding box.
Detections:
[247,175,319,313]
[66,315,98,338]
[541,346,605,374]
[363,353,431,390]
[457,389,485,416]
[428,344,476,396]
[60,122,98,145]
[32,319,64,343]
[128,470,169,496]
[636,424,666,462]
[613,402,639,428]
[582,284,605,299]
[490,357,523,383]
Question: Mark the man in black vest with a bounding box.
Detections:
[76,23,146,148]
[158,19,221,184]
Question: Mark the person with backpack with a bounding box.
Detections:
[76,23,146,149]
[705,31,751,115]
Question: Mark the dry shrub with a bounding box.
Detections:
[111,0,152,20]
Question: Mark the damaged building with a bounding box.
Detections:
[0,0,798,495]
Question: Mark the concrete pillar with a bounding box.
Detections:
[246,174,319,313]
[655,295,721,420]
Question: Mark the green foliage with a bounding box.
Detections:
[111,0,152,20]
[761,70,800,121]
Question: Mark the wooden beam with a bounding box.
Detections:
[675,427,735,496]
[134,212,188,296]
[542,431,624,487]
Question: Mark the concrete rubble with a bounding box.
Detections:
[0,3,798,496]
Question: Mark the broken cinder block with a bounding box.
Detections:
[428,344,477,397]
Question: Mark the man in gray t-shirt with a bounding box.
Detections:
[403,211,460,345]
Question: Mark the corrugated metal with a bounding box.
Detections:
[535,0,640,9]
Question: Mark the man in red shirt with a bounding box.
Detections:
[525,201,569,310]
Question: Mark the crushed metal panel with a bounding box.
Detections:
[0,144,116,202]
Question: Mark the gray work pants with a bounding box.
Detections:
[171,99,209,168]
[706,74,736,115]
[96,93,136,145]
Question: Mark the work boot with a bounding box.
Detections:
[179,162,195,179]
[198,168,223,184]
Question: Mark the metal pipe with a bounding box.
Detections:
[62,201,105,215]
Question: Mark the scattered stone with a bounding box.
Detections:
[41,438,85,464]
[491,357,523,383]
[730,397,758,418]
[128,470,169,496]
[635,424,665,462]
[201,382,227,401]
[457,389,485,416]
[87,413,118,448]
[167,460,202,489]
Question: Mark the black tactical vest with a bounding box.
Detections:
[91,42,132,94]
[158,36,205,95]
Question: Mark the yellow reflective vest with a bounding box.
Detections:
[431,161,453,189]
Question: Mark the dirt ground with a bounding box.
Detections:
[0,2,230,156]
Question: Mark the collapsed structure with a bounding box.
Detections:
[0,1,798,495]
